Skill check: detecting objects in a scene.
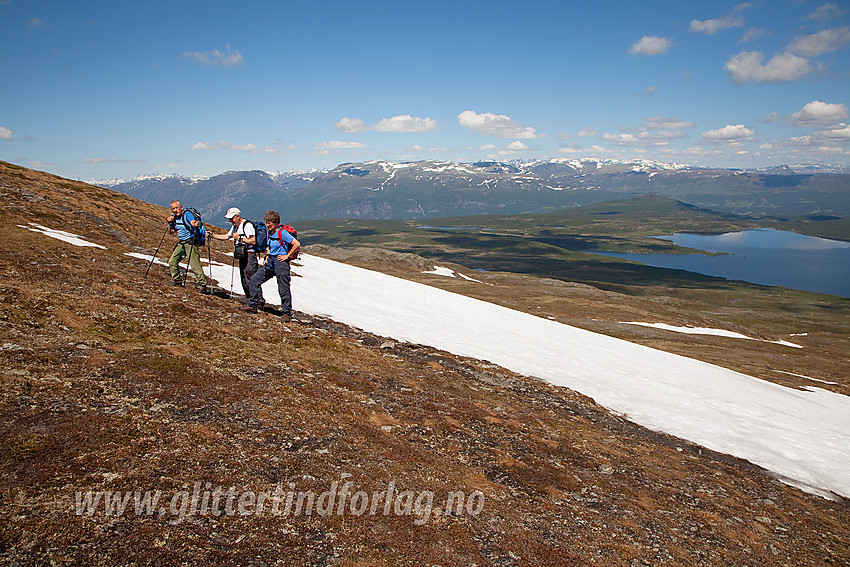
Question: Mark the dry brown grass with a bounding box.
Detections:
[1,162,849,566]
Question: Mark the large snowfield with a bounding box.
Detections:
[24,224,850,500]
[233,254,850,500]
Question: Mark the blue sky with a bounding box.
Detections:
[2,1,850,180]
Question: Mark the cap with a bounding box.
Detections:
[224,207,241,219]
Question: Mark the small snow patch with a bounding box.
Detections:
[125,252,168,267]
[457,272,483,283]
[422,266,456,278]
[772,370,840,386]
[622,322,803,348]
[19,223,106,249]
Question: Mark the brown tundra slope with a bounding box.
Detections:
[0,161,848,566]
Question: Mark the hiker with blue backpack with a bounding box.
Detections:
[208,207,267,299]
[242,210,300,322]
[166,200,210,294]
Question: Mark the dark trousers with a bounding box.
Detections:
[247,258,291,314]
[238,253,259,297]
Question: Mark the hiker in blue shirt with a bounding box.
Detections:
[166,200,210,293]
[242,210,300,322]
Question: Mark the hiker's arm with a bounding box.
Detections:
[209,231,231,241]
[239,222,256,245]
[278,238,300,261]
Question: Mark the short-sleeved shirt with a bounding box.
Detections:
[268,226,294,257]
[226,220,257,252]
[172,210,199,241]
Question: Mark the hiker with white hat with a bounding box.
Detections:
[208,207,260,299]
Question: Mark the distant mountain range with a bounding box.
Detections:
[100,159,850,223]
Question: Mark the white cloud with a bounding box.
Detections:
[319,141,366,149]
[820,123,850,141]
[404,145,450,155]
[789,101,849,126]
[84,157,147,164]
[313,140,367,155]
[578,127,598,137]
[457,110,540,139]
[738,27,766,44]
[628,35,672,56]
[700,124,756,143]
[724,50,815,84]
[28,17,44,29]
[0,126,12,141]
[602,133,639,145]
[190,140,287,154]
[182,44,243,68]
[690,14,744,35]
[497,140,531,155]
[336,117,367,133]
[761,122,850,151]
[338,115,437,133]
[602,130,688,147]
[788,27,850,57]
[374,115,437,133]
[19,159,53,169]
[682,147,725,159]
[807,3,845,22]
[641,116,695,130]
[558,145,583,154]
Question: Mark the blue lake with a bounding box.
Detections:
[597,228,850,297]
[417,226,490,231]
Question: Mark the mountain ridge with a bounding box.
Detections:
[99,158,850,223]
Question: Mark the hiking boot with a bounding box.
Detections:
[241,305,258,314]
[198,286,212,295]
[280,313,292,322]
[172,280,183,286]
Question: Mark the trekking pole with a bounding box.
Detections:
[207,239,213,283]
[183,241,193,287]
[144,224,170,279]
[229,244,236,299]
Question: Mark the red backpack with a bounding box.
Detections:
[276,225,300,260]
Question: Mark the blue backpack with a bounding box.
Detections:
[179,208,206,246]
[248,220,268,252]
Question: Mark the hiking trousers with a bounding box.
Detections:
[247,258,291,314]
[238,252,259,297]
[169,241,208,288]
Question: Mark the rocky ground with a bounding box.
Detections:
[1,161,849,566]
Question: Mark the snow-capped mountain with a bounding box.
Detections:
[100,158,850,222]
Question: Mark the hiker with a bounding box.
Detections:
[208,207,259,298]
[242,211,300,322]
[166,200,210,293]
